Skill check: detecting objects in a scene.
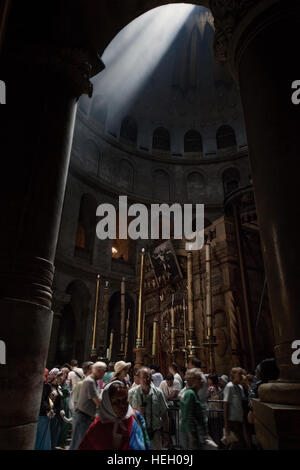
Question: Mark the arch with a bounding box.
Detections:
[152,127,171,153]
[55,280,91,364]
[74,194,97,262]
[222,167,240,196]
[184,129,203,154]
[187,171,205,202]
[120,116,138,145]
[216,125,237,150]
[153,169,170,201]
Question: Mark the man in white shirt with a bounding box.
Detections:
[68,360,84,392]
[159,374,179,403]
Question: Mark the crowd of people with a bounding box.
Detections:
[35,356,279,451]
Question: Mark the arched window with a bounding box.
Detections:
[217,125,237,150]
[74,194,97,262]
[223,168,240,196]
[153,170,170,201]
[184,130,203,154]
[187,172,205,203]
[120,116,138,145]
[152,127,171,153]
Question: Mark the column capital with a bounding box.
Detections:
[6,46,104,99]
[209,0,280,78]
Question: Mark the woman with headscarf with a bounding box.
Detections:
[78,381,151,450]
[34,368,53,450]
[57,367,72,449]
[47,368,64,449]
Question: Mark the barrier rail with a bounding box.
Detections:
[166,399,224,450]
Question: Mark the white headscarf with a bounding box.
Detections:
[99,380,134,423]
[99,381,134,449]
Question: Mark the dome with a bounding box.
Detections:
[78,4,247,159]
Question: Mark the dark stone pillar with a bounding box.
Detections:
[0,1,103,449]
[210,0,300,449]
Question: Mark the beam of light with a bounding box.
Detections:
[91,4,196,122]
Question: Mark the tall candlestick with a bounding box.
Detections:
[205,243,212,332]
[108,330,114,361]
[120,277,126,354]
[152,320,158,356]
[183,297,187,349]
[124,310,130,360]
[171,294,175,353]
[99,280,109,356]
[91,274,101,354]
[136,248,145,348]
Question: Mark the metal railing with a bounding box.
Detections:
[166,399,225,450]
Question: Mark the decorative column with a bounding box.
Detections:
[203,241,216,373]
[210,0,300,449]
[0,1,104,450]
[225,291,242,368]
[233,204,255,370]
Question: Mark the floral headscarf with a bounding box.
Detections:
[47,368,61,383]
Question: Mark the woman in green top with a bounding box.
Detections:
[180,368,208,450]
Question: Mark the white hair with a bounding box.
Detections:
[92,361,107,371]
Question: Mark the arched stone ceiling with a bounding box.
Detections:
[80,1,210,60]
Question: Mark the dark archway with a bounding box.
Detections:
[55,305,76,365]
[74,194,97,263]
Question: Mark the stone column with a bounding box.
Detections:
[210,0,300,449]
[0,1,104,450]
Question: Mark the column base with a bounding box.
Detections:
[259,381,300,406]
[133,348,147,370]
[252,399,300,450]
[0,298,53,449]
